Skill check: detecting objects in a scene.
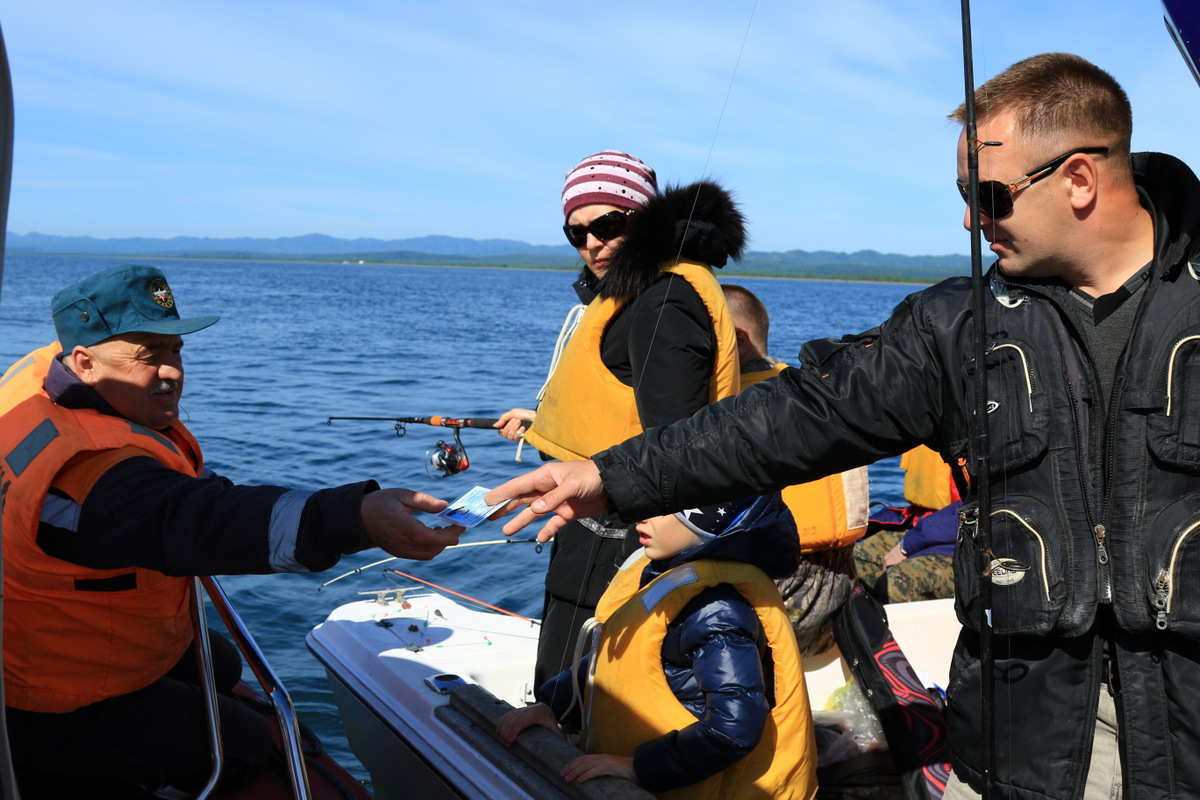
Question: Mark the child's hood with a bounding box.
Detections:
[645,492,801,582]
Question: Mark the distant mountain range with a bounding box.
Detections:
[4,231,974,283]
[6,231,572,257]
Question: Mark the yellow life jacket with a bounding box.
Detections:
[901,445,955,511]
[0,344,201,712]
[742,362,870,552]
[523,261,739,462]
[584,554,817,800]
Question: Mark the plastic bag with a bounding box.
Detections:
[814,679,902,798]
[817,678,887,759]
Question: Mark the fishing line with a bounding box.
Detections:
[514,302,588,463]
[631,0,759,409]
[978,82,1015,800]
[386,569,536,623]
[974,41,1023,800]
[552,2,761,678]
[694,0,759,184]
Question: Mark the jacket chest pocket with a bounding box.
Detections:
[1147,333,1200,470]
[954,496,1069,635]
[962,340,1050,474]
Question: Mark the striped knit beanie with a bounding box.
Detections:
[561,150,658,219]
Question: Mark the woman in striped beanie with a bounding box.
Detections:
[500,150,748,694]
[558,150,659,284]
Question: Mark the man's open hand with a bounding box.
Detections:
[361,488,463,560]
[484,461,609,542]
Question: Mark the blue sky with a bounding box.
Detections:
[0,1,1197,256]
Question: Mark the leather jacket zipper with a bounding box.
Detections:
[987,342,1037,412]
[1013,282,1115,604]
[1063,378,1110,601]
[1164,335,1200,416]
[1094,523,1112,604]
[1096,375,1127,606]
[1153,520,1200,630]
[1035,293,1111,604]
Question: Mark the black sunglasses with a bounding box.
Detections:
[563,210,631,248]
[957,146,1109,219]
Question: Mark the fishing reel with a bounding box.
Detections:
[326,414,497,478]
[425,427,470,478]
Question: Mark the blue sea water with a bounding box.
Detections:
[0,254,923,787]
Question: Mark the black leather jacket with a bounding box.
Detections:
[594,152,1200,799]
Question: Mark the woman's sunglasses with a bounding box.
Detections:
[563,210,631,248]
[957,146,1109,219]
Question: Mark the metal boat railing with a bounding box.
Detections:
[192,576,313,800]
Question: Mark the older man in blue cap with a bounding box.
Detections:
[0,264,463,798]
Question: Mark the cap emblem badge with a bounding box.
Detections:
[150,279,175,309]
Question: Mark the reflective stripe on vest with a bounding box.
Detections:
[6,418,59,477]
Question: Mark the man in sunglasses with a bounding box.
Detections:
[488,53,1200,800]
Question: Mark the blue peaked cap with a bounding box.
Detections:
[51,264,219,353]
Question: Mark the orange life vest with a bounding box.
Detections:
[0,344,201,712]
[523,261,739,462]
[584,554,817,800]
[742,362,870,552]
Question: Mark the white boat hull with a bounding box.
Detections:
[307,586,958,799]
[306,587,545,800]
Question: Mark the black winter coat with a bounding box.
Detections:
[591,179,746,428]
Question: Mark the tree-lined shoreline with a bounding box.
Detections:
[5,231,973,285]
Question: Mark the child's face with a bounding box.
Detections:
[635,514,705,560]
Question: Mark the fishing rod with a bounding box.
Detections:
[318,537,541,590]
[958,0,996,797]
[326,415,501,477]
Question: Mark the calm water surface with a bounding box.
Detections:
[0,254,923,786]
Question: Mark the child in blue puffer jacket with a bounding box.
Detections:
[497,493,818,800]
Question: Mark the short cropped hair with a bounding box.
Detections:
[949,53,1132,169]
[722,283,770,348]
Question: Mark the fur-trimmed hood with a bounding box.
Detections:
[594,179,747,301]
